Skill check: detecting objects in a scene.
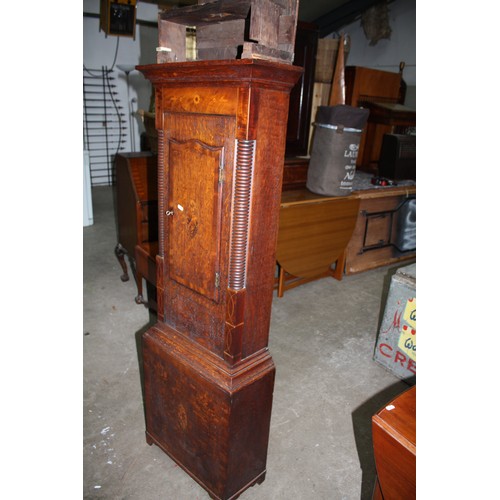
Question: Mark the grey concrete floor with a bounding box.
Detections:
[83,186,412,500]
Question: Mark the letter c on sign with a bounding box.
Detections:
[379,343,393,358]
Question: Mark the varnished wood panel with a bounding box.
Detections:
[345,66,402,107]
[163,111,236,354]
[143,325,275,500]
[277,193,360,279]
[138,60,302,500]
[160,87,238,116]
[242,85,295,357]
[372,385,416,499]
[168,138,224,303]
[344,66,403,170]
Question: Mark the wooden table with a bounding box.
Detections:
[276,189,360,297]
[275,169,416,296]
[372,385,416,499]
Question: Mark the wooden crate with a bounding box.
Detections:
[157,0,299,64]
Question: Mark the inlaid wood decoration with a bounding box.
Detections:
[163,112,236,350]
[167,138,224,303]
[138,59,301,500]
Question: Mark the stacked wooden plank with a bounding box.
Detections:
[156,0,299,64]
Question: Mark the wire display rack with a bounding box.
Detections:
[83,66,128,186]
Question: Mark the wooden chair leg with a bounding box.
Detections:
[114,243,129,282]
[135,272,145,305]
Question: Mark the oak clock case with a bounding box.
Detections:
[138,60,301,500]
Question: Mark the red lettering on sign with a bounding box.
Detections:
[383,309,402,334]
[377,344,416,376]
[379,343,393,358]
[407,358,416,374]
[394,351,407,366]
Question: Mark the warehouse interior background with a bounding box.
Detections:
[1,1,498,498]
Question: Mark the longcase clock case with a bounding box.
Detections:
[138,59,301,500]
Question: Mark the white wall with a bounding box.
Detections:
[338,0,416,107]
[83,0,159,152]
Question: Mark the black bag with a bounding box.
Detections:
[307,105,370,196]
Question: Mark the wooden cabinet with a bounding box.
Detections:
[372,385,416,499]
[344,66,404,172]
[345,66,402,108]
[138,59,301,500]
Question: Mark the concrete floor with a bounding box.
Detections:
[83,186,412,500]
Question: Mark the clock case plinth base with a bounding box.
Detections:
[143,324,275,500]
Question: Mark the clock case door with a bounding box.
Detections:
[162,112,235,353]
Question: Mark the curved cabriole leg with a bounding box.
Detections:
[114,243,129,282]
[135,271,144,305]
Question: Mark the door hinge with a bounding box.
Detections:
[218,157,224,184]
[215,272,221,289]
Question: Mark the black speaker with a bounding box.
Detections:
[378,133,416,181]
